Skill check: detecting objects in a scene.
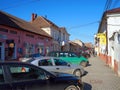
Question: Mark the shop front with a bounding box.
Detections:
[5,39,16,60]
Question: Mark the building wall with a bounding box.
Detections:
[60,28,70,51]
[96,33,106,55]
[72,39,84,47]
[0,25,52,61]
[107,14,120,72]
[113,33,120,75]
[107,14,120,55]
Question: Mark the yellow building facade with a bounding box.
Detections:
[96,33,107,55]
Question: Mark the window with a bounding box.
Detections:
[39,59,52,66]
[9,64,47,82]
[54,59,68,66]
[26,34,34,38]
[69,53,77,57]
[10,30,17,34]
[0,66,5,83]
[0,28,8,33]
[118,34,120,44]
[60,53,65,57]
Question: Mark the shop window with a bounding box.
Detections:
[25,44,34,55]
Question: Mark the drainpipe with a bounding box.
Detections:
[106,16,109,65]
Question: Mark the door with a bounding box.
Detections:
[0,65,12,90]
[38,58,55,71]
[52,58,72,74]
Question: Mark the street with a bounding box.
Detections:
[82,56,120,90]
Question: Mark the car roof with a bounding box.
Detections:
[0,61,32,65]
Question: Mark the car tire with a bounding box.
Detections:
[65,85,80,90]
[73,69,82,77]
[80,61,87,67]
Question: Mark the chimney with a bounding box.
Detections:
[32,13,35,22]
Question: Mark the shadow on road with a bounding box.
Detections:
[81,71,88,77]
[83,82,92,90]
[87,63,92,67]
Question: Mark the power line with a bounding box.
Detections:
[112,0,120,8]
[68,21,99,30]
[104,0,110,11]
[104,0,112,11]
[1,0,40,10]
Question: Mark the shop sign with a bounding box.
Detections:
[61,41,65,46]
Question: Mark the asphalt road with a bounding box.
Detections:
[82,56,120,90]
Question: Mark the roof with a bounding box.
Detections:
[31,16,59,29]
[69,41,80,46]
[0,11,52,38]
[84,43,93,48]
[59,27,70,35]
[98,8,120,33]
[106,8,120,14]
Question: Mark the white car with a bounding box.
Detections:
[25,57,85,77]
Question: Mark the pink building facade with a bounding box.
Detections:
[0,11,52,61]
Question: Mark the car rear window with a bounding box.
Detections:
[26,59,34,63]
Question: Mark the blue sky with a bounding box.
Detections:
[1,0,120,43]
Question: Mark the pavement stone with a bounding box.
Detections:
[82,56,120,90]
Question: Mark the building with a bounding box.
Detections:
[69,39,85,55]
[97,8,120,76]
[94,33,106,56]
[59,27,70,51]
[31,15,70,51]
[0,11,52,61]
[69,41,81,55]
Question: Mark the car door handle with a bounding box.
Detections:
[56,68,59,70]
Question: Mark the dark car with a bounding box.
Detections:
[0,61,83,90]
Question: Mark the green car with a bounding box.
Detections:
[47,51,89,67]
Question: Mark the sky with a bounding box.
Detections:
[1,0,120,44]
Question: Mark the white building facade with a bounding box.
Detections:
[98,8,120,76]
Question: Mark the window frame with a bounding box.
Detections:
[6,64,49,82]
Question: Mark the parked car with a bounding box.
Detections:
[24,57,85,77]
[19,53,43,62]
[0,61,83,90]
[47,51,89,67]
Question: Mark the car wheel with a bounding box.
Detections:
[65,85,80,90]
[80,61,87,67]
[73,70,81,77]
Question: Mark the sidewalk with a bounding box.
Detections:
[82,56,120,90]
